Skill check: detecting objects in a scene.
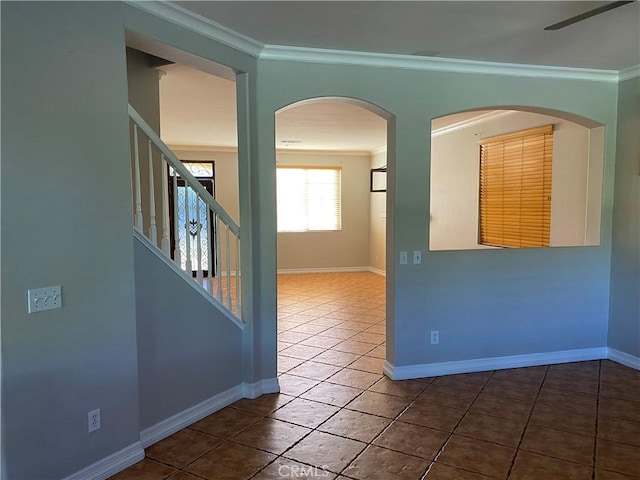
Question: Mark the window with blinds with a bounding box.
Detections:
[478,125,553,248]
[277,167,342,232]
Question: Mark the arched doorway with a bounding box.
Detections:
[273,97,396,390]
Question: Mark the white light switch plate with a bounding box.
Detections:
[28,285,62,313]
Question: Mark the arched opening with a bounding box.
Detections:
[429,107,605,251]
[273,97,395,382]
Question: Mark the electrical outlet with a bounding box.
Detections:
[400,251,408,265]
[430,330,439,345]
[27,285,62,313]
[88,409,101,433]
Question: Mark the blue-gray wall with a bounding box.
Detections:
[608,77,640,356]
[254,60,619,369]
[0,2,259,479]
[134,238,243,430]
[1,1,637,479]
[1,3,140,478]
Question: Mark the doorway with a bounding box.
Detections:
[169,161,216,278]
[273,97,390,379]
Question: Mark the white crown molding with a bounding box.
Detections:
[260,45,620,83]
[431,111,517,138]
[618,65,640,81]
[124,1,263,57]
[168,144,239,153]
[130,1,633,83]
[276,148,372,156]
[371,145,387,156]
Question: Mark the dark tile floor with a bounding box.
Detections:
[111,272,640,480]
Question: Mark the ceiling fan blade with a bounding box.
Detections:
[544,1,635,30]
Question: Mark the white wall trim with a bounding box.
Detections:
[63,442,144,480]
[431,111,517,137]
[277,266,371,275]
[367,267,386,277]
[260,45,620,83]
[130,2,634,84]
[371,145,387,156]
[618,65,640,81]
[608,348,640,371]
[243,378,280,399]
[277,148,373,156]
[169,144,239,153]
[140,384,244,448]
[125,1,263,57]
[384,347,608,380]
[134,231,244,329]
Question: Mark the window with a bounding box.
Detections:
[478,125,553,248]
[277,167,342,232]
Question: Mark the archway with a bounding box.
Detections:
[273,96,396,383]
[429,107,605,251]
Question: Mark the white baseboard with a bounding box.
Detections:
[140,384,244,448]
[277,266,370,275]
[608,348,640,370]
[63,442,144,480]
[367,267,386,277]
[140,378,280,449]
[243,377,280,399]
[384,347,608,380]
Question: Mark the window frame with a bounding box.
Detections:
[276,166,342,233]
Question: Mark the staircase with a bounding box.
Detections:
[128,105,242,321]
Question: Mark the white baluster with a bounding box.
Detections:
[235,235,240,316]
[172,170,181,266]
[216,214,222,301]
[196,194,203,286]
[133,125,143,230]
[148,140,157,245]
[160,155,170,256]
[225,225,232,309]
[184,185,192,274]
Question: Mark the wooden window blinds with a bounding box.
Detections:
[478,125,553,248]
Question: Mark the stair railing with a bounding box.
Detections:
[128,105,241,320]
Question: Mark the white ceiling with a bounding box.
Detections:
[176,1,640,70]
[160,63,389,152]
[159,1,639,152]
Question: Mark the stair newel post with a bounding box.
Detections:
[148,140,157,245]
[133,125,144,230]
[195,194,203,286]
[172,168,181,266]
[160,155,170,256]
[215,213,223,301]
[225,225,232,309]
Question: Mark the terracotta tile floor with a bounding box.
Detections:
[111,272,640,480]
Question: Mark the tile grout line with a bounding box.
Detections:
[424,369,498,479]
[592,360,602,480]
